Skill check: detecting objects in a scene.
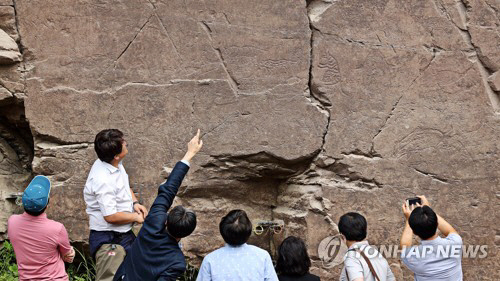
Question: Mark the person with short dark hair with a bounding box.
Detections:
[219,209,253,245]
[276,236,320,281]
[113,130,203,281]
[338,212,395,281]
[196,209,278,281]
[84,129,149,280]
[8,176,75,280]
[400,196,463,280]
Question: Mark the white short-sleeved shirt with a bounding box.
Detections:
[83,159,134,233]
[340,241,396,281]
[401,233,463,281]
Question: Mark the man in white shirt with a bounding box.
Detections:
[400,196,463,281]
[83,129,148,280]
[338,212,395,281]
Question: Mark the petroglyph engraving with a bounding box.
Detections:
[318,51,340,85]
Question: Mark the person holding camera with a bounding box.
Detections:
[400,195,463,280]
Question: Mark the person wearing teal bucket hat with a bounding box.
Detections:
[21,175,51,214]
[8,175,76,280]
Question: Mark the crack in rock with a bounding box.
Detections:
[200,112,240,139]
[291,156,384,189]
[199,21,239,93]
[154,12,183,62]
[97,13,154,80]
[341,151,382,161]
[0,119,32,170]
[115,14,153,63]
[307,6,331,156]
[34,133,90,147]
[11,0,27,95]
[304,0,382,190]
[450,0,500,113]
[203,149,322,181]
[413,168,449,184]
[369,94,403,156]
[327,161,383,188]
[11,0,23,54]
[407,45,444,89]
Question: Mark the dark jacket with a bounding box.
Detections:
[114,161,189,281]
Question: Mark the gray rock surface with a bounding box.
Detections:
[0,28,20,64]
[0,4,18,42]
[0,0,498,279]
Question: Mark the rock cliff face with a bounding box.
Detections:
[0,0,498,279]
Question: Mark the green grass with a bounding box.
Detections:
[178,261,199,281]
[0,241,198,281]
[67,248,96,281]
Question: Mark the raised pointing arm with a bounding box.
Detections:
[145,130,203,231]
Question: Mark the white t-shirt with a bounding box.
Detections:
[402,233,463,281]
[83,159,134,233]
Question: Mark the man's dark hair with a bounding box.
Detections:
[338,212,367,241]
[24,199,49,217]
[166,206,197,238]
[219,209,252,246]
[94,129,124,163]
[409,206,438,240]
[276,236,311,276]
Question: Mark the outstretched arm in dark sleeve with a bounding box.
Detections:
[143,129,203,233]
[149,161,190,217]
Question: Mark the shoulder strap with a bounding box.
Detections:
[355,248,381,281]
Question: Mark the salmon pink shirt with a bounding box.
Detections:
[7,212,72,281]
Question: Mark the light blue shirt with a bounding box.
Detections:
[402,233,463,281]
[196,243,278,281]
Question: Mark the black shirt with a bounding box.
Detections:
[278,273,321,281]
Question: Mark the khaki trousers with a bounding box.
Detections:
[95,244,126,281]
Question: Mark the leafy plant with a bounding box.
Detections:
[177,261,199,281]
[67,248,96,281]
[0,241,18,281]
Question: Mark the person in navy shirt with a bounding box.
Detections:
[113,130,203,281]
